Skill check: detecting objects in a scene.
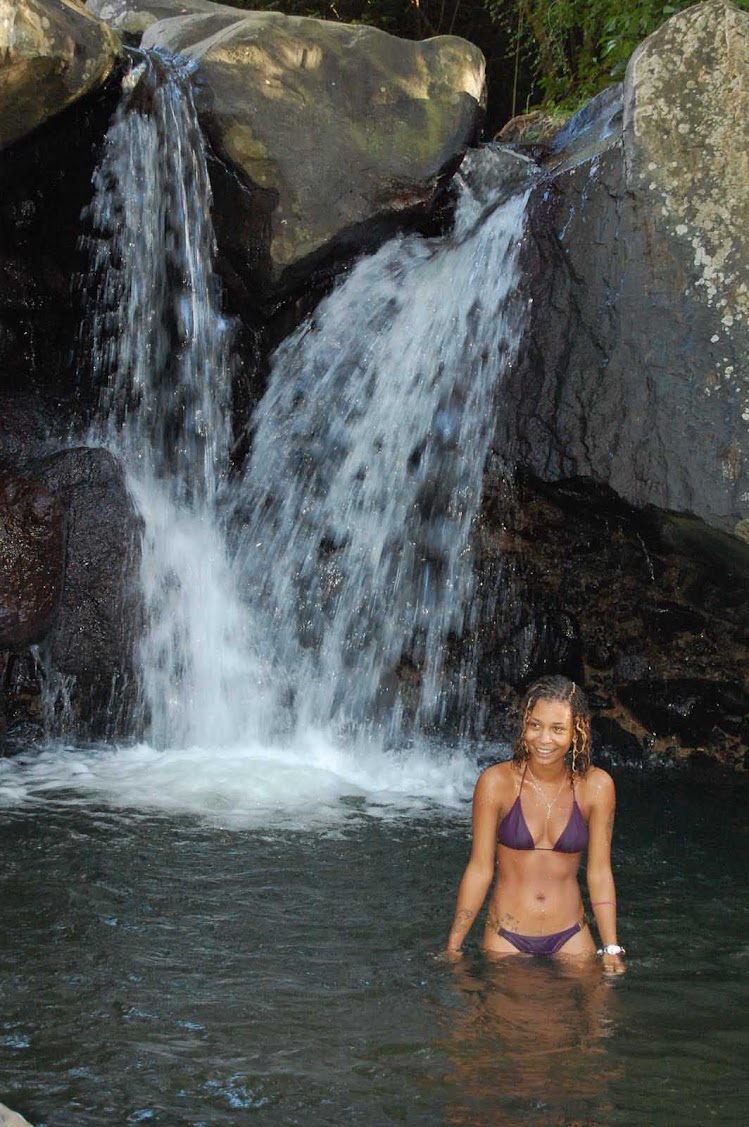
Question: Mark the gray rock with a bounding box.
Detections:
[0,0,120,150]
[500,0,749,538]
[92,1,485,283]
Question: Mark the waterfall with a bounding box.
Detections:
[82,49,532,762]
[83,51,276,750]
[235,151,532,744]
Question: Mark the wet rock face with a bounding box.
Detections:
[0,0,120,149]
[618,678,749,744]
[0,445,143,744]
[500,0,749,540]
[0,72,121,408]
[30,447,143,739]
[467,470,749,770]
[0,475,64,648]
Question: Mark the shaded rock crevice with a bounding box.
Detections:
[465,470,749,769]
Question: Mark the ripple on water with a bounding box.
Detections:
[0,768,746,1125]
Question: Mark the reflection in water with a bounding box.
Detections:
[439,956,622,1126]
[0,779,747,1125]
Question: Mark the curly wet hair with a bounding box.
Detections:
[512,675,592,776]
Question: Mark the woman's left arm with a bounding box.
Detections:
[586,769,625,974]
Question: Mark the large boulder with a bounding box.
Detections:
[501,0,749,538]
[27,447,143,739]
[0,474,64,648]
[1,446,142,745]
[0,0,120,150]
[89,0,485,286]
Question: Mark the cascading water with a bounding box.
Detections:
[85,51,231,502]
[83,51,276,751]
[16,52,535,824]
[235,152,532,744]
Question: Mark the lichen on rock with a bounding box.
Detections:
[624,0,749,423]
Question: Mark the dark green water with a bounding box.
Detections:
[1,769,747,1126]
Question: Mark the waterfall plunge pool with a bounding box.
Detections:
[5,50,747,1126]
[0,753,747,1126]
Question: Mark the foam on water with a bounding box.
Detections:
[0,734,485,829]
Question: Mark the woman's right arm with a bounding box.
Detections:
[446,769,501,954]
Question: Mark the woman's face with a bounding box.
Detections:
[523,699,574,769]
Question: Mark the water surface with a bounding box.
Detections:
[1,758,746,1126]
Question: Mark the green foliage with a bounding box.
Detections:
[488,0,749,112]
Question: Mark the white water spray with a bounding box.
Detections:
[83,51,276,750]
[236,150,532,742]
[1,59,534,823]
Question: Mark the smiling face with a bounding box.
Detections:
[523,699,574,770]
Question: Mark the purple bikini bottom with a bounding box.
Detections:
[498,917,585,956]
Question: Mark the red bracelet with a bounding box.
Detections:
[591,900,616,907]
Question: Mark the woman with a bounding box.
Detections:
[446,675,625,971]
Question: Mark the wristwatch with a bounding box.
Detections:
[597,944,626,956]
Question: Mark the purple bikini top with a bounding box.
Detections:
[497,764,589,854]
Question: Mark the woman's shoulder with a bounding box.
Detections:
[475,759,519,801]
[580,765,616,803]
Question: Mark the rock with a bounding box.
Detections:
[499,0,749,538]
[618,677,749,743]
[30,446,143,738]
[494,109,566,146]
[0,397,64,471]
[0,58,121,409]
[0,650,45,743]
[591,716,645,763]
[0,0,120,150]
[487,610,585,690]
[91,0,485,286]
[460,469,749,766]
[0,474,64,647]
[642,600,707,643]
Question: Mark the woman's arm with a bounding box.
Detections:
[585,769,625,973]
[446,769,501,954]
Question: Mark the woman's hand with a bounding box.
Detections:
[432,946,463,964]
[601,951,626,975]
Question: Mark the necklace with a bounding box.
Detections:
[526,768,569,822]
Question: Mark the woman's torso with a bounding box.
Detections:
[483,761,591,948]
